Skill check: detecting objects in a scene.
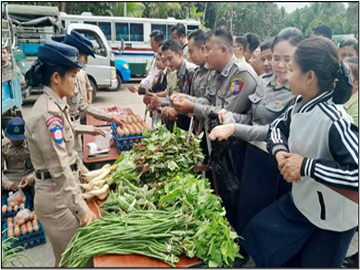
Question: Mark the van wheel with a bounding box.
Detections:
[89,78,97,102]
[116,74,122,91]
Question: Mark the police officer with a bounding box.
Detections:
[52,31,123,160]
[171,26,258,121]
[171,23,189,59]
[25,41,96,265]
[2,117,35,191]
[146,39,196,131]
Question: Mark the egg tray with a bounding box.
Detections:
[2,218,46,251]
[1,191,33,219]
[111,123,144,152]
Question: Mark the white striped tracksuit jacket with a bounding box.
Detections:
[267,91,358,232]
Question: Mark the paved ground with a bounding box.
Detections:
[5,82,149,267]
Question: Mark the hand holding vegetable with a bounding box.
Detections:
[172,98,194,114]
[209,124,235,141]
[79,210,97,227]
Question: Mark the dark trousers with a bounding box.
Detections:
[236,143,291,235]
[241,193,356,267]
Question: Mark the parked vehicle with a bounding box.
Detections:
[60,12,200,76]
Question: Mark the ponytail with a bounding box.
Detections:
[332,61,353,104]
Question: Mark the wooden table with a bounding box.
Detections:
[86,107,135,127]
[87,199,203,268]
[83,127,119,164]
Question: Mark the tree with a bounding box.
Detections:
[112,2,144,17]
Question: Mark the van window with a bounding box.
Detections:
[75,29,107,57]
[187,25,199,36]
[98,22,111,41]
[116,22,129,41]
[167,25,175,39]
[130,23,143,42]
[151,24,166,37]
[84,21,97,25]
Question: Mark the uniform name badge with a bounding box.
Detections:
[50,125,64,144]
[231,76,245,95]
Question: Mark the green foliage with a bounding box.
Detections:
[2,232,34,267]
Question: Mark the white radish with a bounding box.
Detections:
[82,193,94,200]
[79,183,91,191]
[98,190,109,200]
[87,184,109,197]
[88,167,111,183]
[83,164,111,180]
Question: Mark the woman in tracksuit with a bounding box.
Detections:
[241,36,358,267]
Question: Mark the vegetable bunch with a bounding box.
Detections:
[59,210,194,267]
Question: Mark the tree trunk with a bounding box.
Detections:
[202,2,207,24]
[60,2,66,12]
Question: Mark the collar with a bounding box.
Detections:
[178,59,187,78]
[220,55,237,77]
[43,86,68,112]
[268,74,290,91]
[299,90,334,113]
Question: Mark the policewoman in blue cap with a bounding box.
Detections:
[2,117,35,191]
[52,31,123,160]
[25,41,97,265]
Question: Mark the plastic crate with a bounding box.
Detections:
[2,217,46,251]
[1,191,34,219]
[111,123,144,153]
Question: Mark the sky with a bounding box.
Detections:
[276,2,349,13]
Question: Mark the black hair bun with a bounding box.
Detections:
[25,60,43,87]
[332,61,353,104]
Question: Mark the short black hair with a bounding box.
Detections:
[150,30,164,43]
[339,37,358,52]
[208,26,233,50]
[171,23,186,37]
[272,27,304,52]
[188,29,207,47]
[260,38,274,52]
[234,35,247,51]
[245,33,260,53]
[312,24,333,39]
[161,39,182,54]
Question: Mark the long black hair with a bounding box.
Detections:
[294,36,353,104]
[25,60,76,87]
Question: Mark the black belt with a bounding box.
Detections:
[70,113,80,122]
[36,162,78,180]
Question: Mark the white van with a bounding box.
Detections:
[67,23,119,96]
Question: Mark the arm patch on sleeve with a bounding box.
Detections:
[231,75,245,95]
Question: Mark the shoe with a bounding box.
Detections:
[343,252,359,268]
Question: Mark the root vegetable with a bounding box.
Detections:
[82,193,94,200]
[83,164,111,179]
[87,184,109,198]
[89,167,111,183]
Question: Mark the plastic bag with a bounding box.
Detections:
[7,189,26,207]
[14,208,33,226]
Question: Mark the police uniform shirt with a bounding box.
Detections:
[25,86,90,219]
[77,69,93,103]
[2,138,35,189]
[230,73,296,142]
[67,73,113,134]
[190,63,210,98]
[182,42,189,60]
[192,55,258,119]
[161,59,197,106]
[267,93,358,232]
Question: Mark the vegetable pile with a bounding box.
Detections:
[62,124,241,267]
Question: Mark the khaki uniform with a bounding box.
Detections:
[76,69,93,121]
[67,73,113,160]
[229,72,296,142]
[182,42,189,60]
[190,55,259,119]
[25,86,91,262]
[1,138,35,190]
